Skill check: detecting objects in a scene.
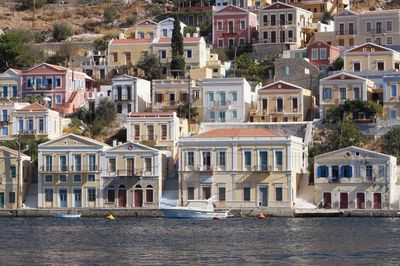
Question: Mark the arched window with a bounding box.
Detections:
[119,185,126,190]
[107,185,115,203]
[146,185,153,203]
[135,184,142,189]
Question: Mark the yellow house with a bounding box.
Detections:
[250,80,312,122]
[38,134,110,208]
[178,128,304,209]
[124,19,159,39]
[0,68,21,99]
[126,111,188,158]
[102,141,166,208]
[107,38,154,69]
[0,146,31,209]
[319,72,374,120]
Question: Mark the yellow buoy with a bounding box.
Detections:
[106,214,115,220]
[258,213,266,219]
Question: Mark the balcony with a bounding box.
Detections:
[336,30,357,36]
[0,115,10,125]
[200,165,213,172]
[40,164,99,173]
[328,177,340,183]
[222,32,238,37]
[115,95,132,101]
[261,21,294,27]
[141,135,158,146]
[103,169,155,178]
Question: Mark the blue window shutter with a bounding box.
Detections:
[323,166,328,177]
[348,166,352,177]
[340,166,344,178]
[317,166,321,177]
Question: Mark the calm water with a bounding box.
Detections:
[0,217,399,265]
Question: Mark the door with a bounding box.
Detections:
[134,189,143,207]
[373,193,382,209]
[258,185,268,207]
[118,188,127,207]
[202,186,211,200]
[127,158,135,176]
[59,189,67,208]
[277,98,283,112]
[74,189,82,208]
[356,193,365,209]
[0,192,4,208]
[340,193,348,209]
[271,31,276,43]
[323,192,331,206]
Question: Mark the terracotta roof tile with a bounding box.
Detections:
[111,38,154,44]
[197,128,281,137]
[17,102,47,112]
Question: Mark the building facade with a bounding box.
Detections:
[0,68,21,99]
[178,128,304,208]
[38,134,109,208]
[314,146,398,210]
[110,75,151,115]
[21,63,87,115]
[158,18,187,38]
[307,41,341,69]
[251,80,312,122]
[383,75,400,120]
[319,72,374,120]
[212,5,257,48]
[201,78,254,123]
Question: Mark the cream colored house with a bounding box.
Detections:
[178,128,304,209]
[101,141,166,208]
[38,134,110,208]
[126,111,188,157]
[383,75,400,120]
[0,100,29,141]
[12,103,62,140]
[108,38,154,69]
[0,146,31,209]
[314,146,398,210]
[251,80,312,122]
[343,43,400,87]
[258,2,313,49]
[0,68,21,99]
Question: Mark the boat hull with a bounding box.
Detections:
[53,213,81,219]
[160,208,229,219]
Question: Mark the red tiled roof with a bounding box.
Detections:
[17,102,47,112]
[364,9,400,15]
[197,128,281,137]
[111,38,154,44]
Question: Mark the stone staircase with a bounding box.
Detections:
[161,176,179,207]
[295,173,316,209]
[23,183,38,208]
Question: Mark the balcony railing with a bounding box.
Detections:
[115,95,132,101]
[336,30,357,35]
[40,164,99,173]
[261,21,294,27]
[103,168,154,177]
[0,115,10,124]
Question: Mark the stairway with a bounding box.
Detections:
[295,173,316,209]
[161,176,179,207]
[24,183,38,208]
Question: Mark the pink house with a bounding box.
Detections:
[307,41,341,69]
[21,63,88,115]
[212,5,257,49]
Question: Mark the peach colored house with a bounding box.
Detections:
[212,5,257,48]
[21,63,87,115]
[307,41,341,69]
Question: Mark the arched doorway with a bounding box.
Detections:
[134,185,143,207]
[118,185,127,207]
[146,185,154,204]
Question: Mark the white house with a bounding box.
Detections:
[158,18,187,38]
[111,74,151,115]
[201,78,254,122]
[314,146,399,210]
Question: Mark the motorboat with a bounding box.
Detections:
[160,199,233,219]
[53,212,81,219]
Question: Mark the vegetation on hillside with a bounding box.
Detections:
[326,100,382,122]
[234,53,274,82]
[382,126,400,162]
[3,138,48,160]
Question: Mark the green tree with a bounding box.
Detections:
[170,16,185,78]
[330,56,344,71]
[45,41,77,66]
[103,7,117,24]
[382,126,400,163]
[94,37,108,51]
[52,22,73,42]
[327,120,365,150]
[321,11,333,24]
[23,95,45,105]
[308,142,324,173]
[3,138,48,160]
[137,53,161,80]
[178,102,199,123]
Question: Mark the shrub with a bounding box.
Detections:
[103,7,117,24]
[52,22,73,42]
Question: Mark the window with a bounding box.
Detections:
[262,98,268,110]
[379,165,385,178]
[239,38,245,46]
[284,65,290,75]
[377,61,384,71]
[311,48,318,60]
[332,166,339,178]
[288,13,293,23]
[320,48,327,59]
[88,188,96,202]
[292,98,298,112]
[240,20,246,30]
[45,155,52,171]
[275,184,283,202]
[146,185,154,203]
[210,111,215,120]
[218,185,226,201]
[244,151,251,168]
[218,151,226,167]
[147,125,154,140]
[387,20,392,31]
[187,187,194,200]
[317,166,329,177]
[73,174,81,183]
[2,86,7,97]
[228,21,234,33]
[263,31,268,40]
[89,154,96,171]
[74,155,81,171]
[59,155,67,172]
[187,151,194,166]
[243,186,250,201]
[134,125,140,140]
[232,110,237,119]
[2,127,8,136]
[59,175,67,182]
[231,92,237,102]
[45,188,53,202]
[391,84,397,97]
[162,29,168,36]
[125,52,131,65]
[88,174,95,182]
[275,151,283,166]
[218,39,224,48]
[208,92,214,103]
[387,36,393,45]
[338,39,344,46]
[160,50,167,59]
[145,158,152,173]
[366,22,371,32]
[217,21,223,31]
[288,30,293,39]
[112,53,118,62]
[340,165,352,178]
[366,165,373,181]
[109,158,116,172]
[9,165,16,178]
[271,14,276,26]
[186,49,192,58]
[107,186,115,202]
[340,88,346,100]
[259,151,268,170]
[161,124,167,140]
[202,152,211,169]
[45,175,53,183]
[353,62,360,72]
[12,86,17,97]
[8,192,15,203]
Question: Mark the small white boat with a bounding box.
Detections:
[53,212,81,219]
[160,199,233,219]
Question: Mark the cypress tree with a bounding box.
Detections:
[170,16,185,78]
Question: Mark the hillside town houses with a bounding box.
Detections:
[3,1,400,215]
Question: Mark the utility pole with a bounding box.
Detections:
[188,75,191,130]
[32,0,36,29]
[233,47,238,78]
[16,134,21,210]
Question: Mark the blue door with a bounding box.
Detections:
[391,108,397,120]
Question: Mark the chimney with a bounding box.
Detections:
[186,33,190,38]
[112,140,117,147]
[118,141,122,145]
